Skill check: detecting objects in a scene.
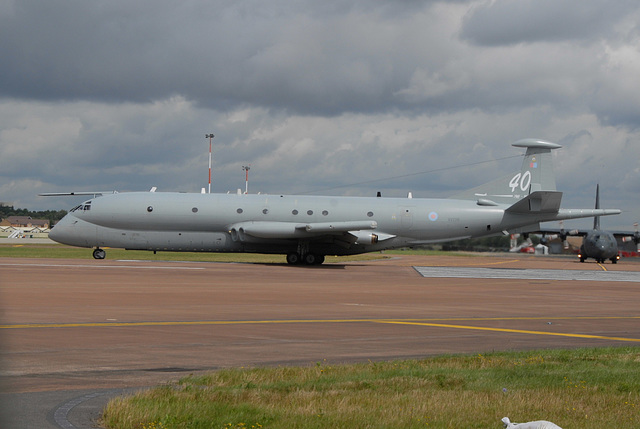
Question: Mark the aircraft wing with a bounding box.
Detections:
[607,229,640,247]
[533,227,638,240]
[39,191,117,197]
[228,220,383,240]
[607,229,640,238]
[533,227,587,238]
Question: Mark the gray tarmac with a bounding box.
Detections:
[1,254,639,428]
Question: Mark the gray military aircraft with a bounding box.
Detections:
[578,185,620,263]
[43,139,621,264]
[539,185,639,263]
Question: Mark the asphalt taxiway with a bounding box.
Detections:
[1,254,639,428]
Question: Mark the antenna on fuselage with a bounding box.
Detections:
[242,165,251,194]
[205,134,215,193]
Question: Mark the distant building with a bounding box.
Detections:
[0,216,50,229]
[0,216,50,237]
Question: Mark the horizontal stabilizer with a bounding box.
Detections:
[555,208,621,221]
[506,191,562,214]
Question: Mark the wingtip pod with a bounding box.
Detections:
[512,139,562,150]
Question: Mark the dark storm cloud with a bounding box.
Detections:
[0,0,437,115]
[461,0,638,46]
[2,0,639,122]
[1,1,217,102]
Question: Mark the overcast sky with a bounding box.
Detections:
[1,0,638,229]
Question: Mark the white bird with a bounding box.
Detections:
[502,417,563,429]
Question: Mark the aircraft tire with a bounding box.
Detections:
[93,248,106,260]
[303,253,321,265]
[286,252,301,265]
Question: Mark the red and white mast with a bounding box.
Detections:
[205,134,214,193]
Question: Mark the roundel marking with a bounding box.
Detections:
[428,211,438,221]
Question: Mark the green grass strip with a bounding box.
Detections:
[102,347,640,428]
[0,241,461,262]
[0,242,393,263]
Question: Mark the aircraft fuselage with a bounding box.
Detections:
[579,230,619,263]
[50,191,553,256]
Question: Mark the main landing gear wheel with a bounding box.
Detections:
[93,248,106,260]
[286,252,301,265]
[303,253,318,265]
[303,253,325,265]
[286,252,325,265]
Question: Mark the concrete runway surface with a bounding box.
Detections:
[1,254,639,428]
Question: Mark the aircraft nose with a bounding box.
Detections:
[48,215,76,245]
[596,237,610,250]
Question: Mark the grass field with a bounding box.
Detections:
[0,241,453,262]
[101,347,639,429]
[0,242,392,263]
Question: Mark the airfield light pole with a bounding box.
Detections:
[242,165,250,194]
[205,134,214,193]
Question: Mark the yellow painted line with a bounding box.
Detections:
[2,316,640,330]
[0,319,369,329]
[376,320,640,343]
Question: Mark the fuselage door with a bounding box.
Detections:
[399,206,414,229]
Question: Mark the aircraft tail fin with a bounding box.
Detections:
[451,139,561,205]
[594,184,601,230]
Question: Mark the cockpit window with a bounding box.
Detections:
[70,201,92,212]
